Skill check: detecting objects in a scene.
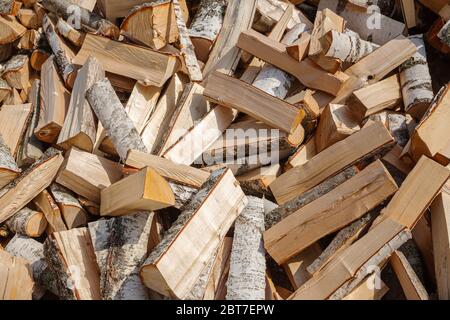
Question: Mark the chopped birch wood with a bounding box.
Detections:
[140,169,248,299]
[237,164,281,198]
[0,0,14,14]
[74,34,180,87]
[6,207,47,238]
[49,183,88,229]
[86,78,148,161]
[17,28,42,51]
[88,212,154,300]
[34,56,70,144]
[44,227,101,300]
[226,196,266,300]
[32,190,67,234]
[308,8,345,57]
[56,147,123,203]
[188,0,227,63]
[0,103,32,159]
[17,8,41,29]
[0,134,20,189]
[56,18,85,47]
[40,0,119,39]
[342,274,389,300]
[58,56,104,153]
[2,54,30,90]
[438,20,450,47]
[0,79,12,102]
[0,249,34,300]
[400,35,434,120]
[286,136,317,169]
[97,0,164,22]
[0,14,26,44]
[286,32,311,62]
[284,244,323,290]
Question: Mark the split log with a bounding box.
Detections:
[286,32,311,62]
[0,249,34,300]
[120,1,179,50]
[320,30,379,63]
[269,122,394,205]
[100,167,175,216]
[55,18,85,47]
[265,160,398,264]
[308,8,344,57]
[284,244,323,290]
[56,147,123,203]
[78,197,99,216]
[237,164,281,198]
[204,71,304,134]
[342,273,389,300]
[0,14,26,44]
[0,79,11,102]
[188,0,227,63]
[34,56,70,144]
[88,212,154,300]
[399,35,434,120]
[44,228,101,300]
[74,34,180,87]
[5,207,47,238]
[86,78,148,161]
[2,54,30,89]
[40,0,119,39]
[49,184,88,229]
[140,169,248,299]
[30,49,50,71]
[58,56,104,153]
[315,104,360,153]
[125,150,210,189]
[17,79,44,167]
[286,136,317,169]
[33,190,67,234]
[410,85,450,164]
[306,211,378,276]
[96,0,159,22]
[17,29,43,50]
[390,250,429,300]
[349,74,402,123]
[265,166,359,229]
[0,103,33,157]
[0,134,20,189]
[226,196,266,300]
[42,15,76,89]
[17,8,41,29]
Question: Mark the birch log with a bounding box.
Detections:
[88,212,153,300]
[50,183,88,229]
[5,207,47,238]
[0,0,13,14]
[42,15,76,88]
[5,234,58,298]
[56,18,85,47]
[40,0,119,39]
[226,196,266,300]
[438,20,450,47]
[321,30,380,63]
[400,35,434,120]
[86,78,148,161]
[0,134,20,189]
[188,0,227,63]
[173,0,202,82]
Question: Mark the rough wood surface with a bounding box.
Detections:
[0,249,34,300]
[5,207,47,238]
[0,134,20,189]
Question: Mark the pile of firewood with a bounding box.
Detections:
[0,0,449,301]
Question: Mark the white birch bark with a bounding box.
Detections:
[399,35,434,119]
[253,23,307,99]
[5,207,46,238]
[438,20,450,47]
[323,30,380,63]
[226,196,266,300]
[0,0,13,14]
[0,134,20,189]
[88,212,153,300]
[329,229,412,300]
[86,78,148,161]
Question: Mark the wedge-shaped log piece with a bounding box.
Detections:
[56,18,85,47]
[342,273,389,300]
[315,104,360,153]
[100,167,175,217]
[284,244,323,290]
[0,135,20,189]
[431,192,450,300]
[33,190,67,234]
[2,54,29,90]
[308,8,345,57]
[0,14,26,44]
[58,56,104,153]
[265,160,398,264]
[349,74,402,122]
[5,207,47,238]
[50,184,88,229]
[73,34,180,87]
[0,150,64,224]
[56,148,123,203]
[270,122,395,205]
[390,250,429,300]
[44,227,101,300]
[125,150,210,189]
[35,56,70,144]
[140,169,248,299]
[0,103,32,157]
[0,249,34,300]
[254,0,312,32]
[204,71,304,134]
[237,29,345,96]
[410,85,450,164]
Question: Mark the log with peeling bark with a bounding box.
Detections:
[49,183,88,229]
[0,134,20,190]
[2,54,30,90]
[5,207,47,238]
[40,0,119,39]
[188,0,227,63]
[33,189,67,234]
[226,196,266,300]
[89,212,154,300]
[55,18,85,47]
[399,35,434,120]
[86,78,148,161]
